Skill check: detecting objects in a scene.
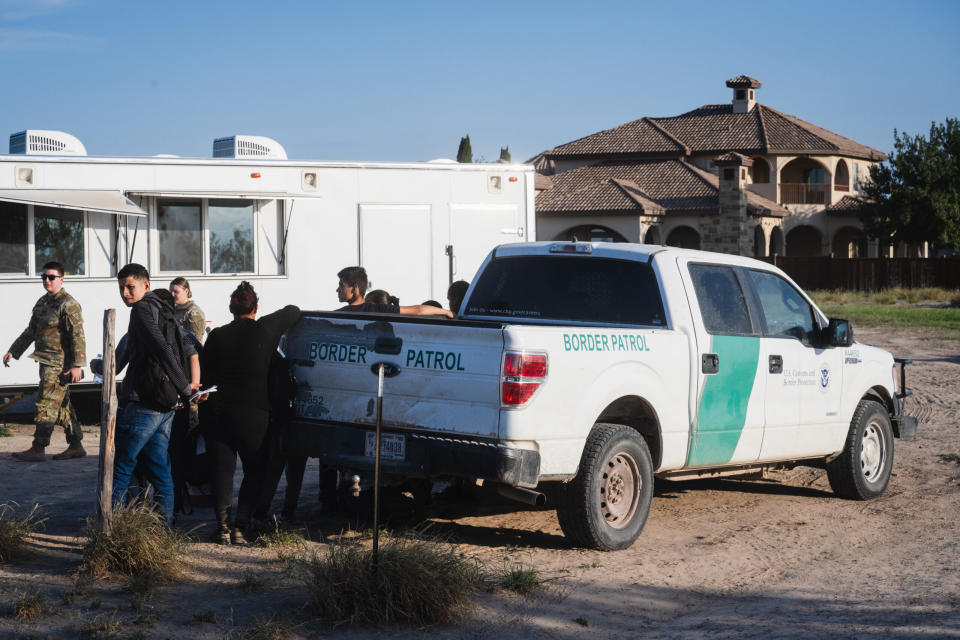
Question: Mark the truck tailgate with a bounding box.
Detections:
[284,313,505,438]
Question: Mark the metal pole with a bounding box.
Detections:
[372,362,384,574]
[97,309,117,534]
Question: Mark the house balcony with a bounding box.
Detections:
[780,182,828,205]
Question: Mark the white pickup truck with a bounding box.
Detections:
[284,242,917,550]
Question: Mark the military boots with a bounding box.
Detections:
[13,444,47,462]
[52,442,87,460]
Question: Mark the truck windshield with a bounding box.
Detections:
[466,255,666,326]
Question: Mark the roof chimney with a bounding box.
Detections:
[725,76,761,114]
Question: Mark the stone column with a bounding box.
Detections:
[713,153,754,255]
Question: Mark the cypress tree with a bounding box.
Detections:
[457,135,472,163]
[499,146,511,162]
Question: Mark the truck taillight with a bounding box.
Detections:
[501,351,547,407]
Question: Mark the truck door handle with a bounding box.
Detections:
[701,353,719,374]
[769,355,783,374]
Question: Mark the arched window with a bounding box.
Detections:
[780,158,830,204]
[643,226,661,245]
[835,160,849,191]
[753,225,766,256]
[769,226,784,256]
[554,225,627,243]
[665,226,701,250]
[750,157,770,184]
[786,226,823,257]
[832,226,866,258]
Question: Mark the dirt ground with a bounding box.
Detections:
[1,327,959,639]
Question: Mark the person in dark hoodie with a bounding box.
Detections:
[110,263,199,522]
[201,281,300,544]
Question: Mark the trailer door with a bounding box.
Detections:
[449,204,522,283]
[359,204,432,304]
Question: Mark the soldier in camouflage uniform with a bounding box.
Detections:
[3,261,87,462]
[169,277,206,343]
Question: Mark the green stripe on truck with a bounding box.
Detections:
[687,335,760,466]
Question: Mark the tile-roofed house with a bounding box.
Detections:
[538,158,786,218]
[534,76,887,258]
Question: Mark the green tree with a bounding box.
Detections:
[859,118,960,252]
[499,146,511,162]
[456,135,472,163]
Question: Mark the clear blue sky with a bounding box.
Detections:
[1,0,957,162]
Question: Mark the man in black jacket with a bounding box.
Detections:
[110,263,199,522]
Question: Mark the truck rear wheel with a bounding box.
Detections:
[826,399,894,500]
[557,423,653,550]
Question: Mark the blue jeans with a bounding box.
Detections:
[112,402,175,521]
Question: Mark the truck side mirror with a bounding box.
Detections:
[824,318,853,348]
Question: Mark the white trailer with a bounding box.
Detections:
[0,131,535,394]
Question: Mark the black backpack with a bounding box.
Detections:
[135,300,188,412]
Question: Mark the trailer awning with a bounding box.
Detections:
[0,189,148,217]
[125,190,323,199]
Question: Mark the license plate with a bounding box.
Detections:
[365,431,406,460]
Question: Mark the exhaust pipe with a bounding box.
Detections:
[496,484,546,507]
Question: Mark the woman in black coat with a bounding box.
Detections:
[200,281,300,544]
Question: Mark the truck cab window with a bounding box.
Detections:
[468,256,666,326]
[0,201,28,275]
[747,269,815,340]
[688,264,752,335]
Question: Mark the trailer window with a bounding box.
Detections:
[209,200,254,273]
[466,255,666,326]
[35,206,85,275]
[0,201,28,275]
[158,201,202,272]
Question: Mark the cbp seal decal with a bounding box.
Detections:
[819,363,830,392]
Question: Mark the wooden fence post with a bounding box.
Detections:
[97,309,117,534]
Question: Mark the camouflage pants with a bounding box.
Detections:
[33,364,82,448]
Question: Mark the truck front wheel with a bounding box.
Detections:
[557,423,654,550]
[826,399,894,500]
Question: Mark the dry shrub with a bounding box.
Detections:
[77,612,122,639]
[257,520,306,550]
[235,615,291,640]
[80,503,186,579]
[305,536,483,626]
[12,592,47,622]
[497,563,543,595]
[0,503,44,562]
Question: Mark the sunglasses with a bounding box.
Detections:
[41,274,61,281]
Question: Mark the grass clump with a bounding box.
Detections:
[305,536,483,626]
[0,503,44,562]
[80,503,186,579]
[257,520,306,550]
[192,609,218,624]
[239,569,266,592]
[77,612,122,639]
[0,425,13,437]
[234,615,291,640]
[497,563,544,595]
[12,591,47,621]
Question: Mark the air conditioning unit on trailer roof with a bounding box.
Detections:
[9,130,87,156]
[213,135,287,160]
